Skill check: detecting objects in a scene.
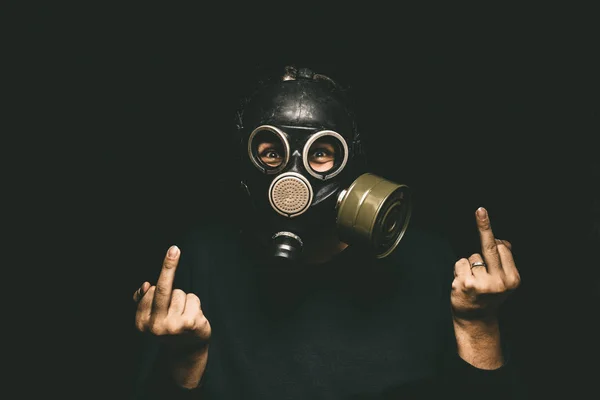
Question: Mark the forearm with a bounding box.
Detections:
[453,317,503,370]
[134,342,209,400]
[169,345,209,389]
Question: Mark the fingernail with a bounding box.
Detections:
[476,207,487,220]
[167,245,180,259]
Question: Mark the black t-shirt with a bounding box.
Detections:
[132,222,526,399]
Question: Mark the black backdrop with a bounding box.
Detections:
[11,4,598,399]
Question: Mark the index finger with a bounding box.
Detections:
[152,245,180,315]
[475,207,502,273]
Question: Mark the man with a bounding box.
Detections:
[131,65,525,399]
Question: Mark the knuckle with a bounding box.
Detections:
[468,256,483,266]
[200,318,211,335]
[155,284,169,297]
[187,293,201,306]
[504,273,521,289]
[197,317,210,334]
[463,276,477,290]
[184,317,197,330]
[165,319,183,335]
[497,243,513,255]
[451,279,461,291]
[135,319,146,333]
[514,272,522,286]
[455,258,469,267]
[143,286,156,301]
[492,285,505,294]
[484,242,498,252]
[485,277,504,292]
[471,276,495,293]
[149,321,165,336]
[171,289,186,301]
[473,282,489,293]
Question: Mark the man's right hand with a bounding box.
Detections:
[133,245,211,388]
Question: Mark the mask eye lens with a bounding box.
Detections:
[258,141,284,168]
[303,131,348,179]
[308,136,337,172]
[249,127,288,174]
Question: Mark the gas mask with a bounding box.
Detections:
[238,67,411,262]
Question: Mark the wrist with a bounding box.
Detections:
[169,342,209,364]
[453,316,500,338]
[453,318,503,370]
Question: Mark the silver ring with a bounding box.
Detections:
[471,261,486,269]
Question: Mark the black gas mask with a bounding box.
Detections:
[238,67,411,263]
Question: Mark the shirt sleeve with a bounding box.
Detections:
[436,327,529,400]
[132,338,206,400]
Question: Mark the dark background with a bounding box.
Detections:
[9,4,598,399]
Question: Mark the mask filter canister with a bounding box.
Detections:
[336,173,412,259]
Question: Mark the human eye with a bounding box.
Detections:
[259,146,283,167]
[309,145,335,164]
[311,148,331,159]
[308,143,336,172]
